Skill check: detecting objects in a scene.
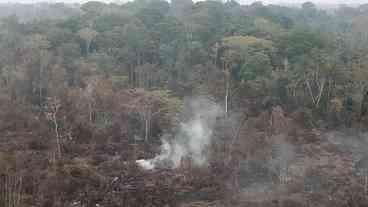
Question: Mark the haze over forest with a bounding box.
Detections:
[0,0,365,6]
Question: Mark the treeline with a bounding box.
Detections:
[1,1,368,130]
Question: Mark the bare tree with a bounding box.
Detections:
[28,34,51,104]
[45,97,62,159]
[0,174,22,207]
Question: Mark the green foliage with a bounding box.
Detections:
[253,17,284,37]
[123,18,148,50]
[240,51,272,81]
[88,53,117,74]
[57,16,84,33]
[2,1,368,206]
[278,27,327,61]
[136,0,170,28]
[155,17,185,44]
[81,1,106,16]
[93,14,129,32]
[111,75,129,89]
[222,35,275,81]
[0,0,367,131]
[223,35,273,51]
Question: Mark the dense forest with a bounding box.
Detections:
[1,1,368,206]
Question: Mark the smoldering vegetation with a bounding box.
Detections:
[1,0,368,207]
[137,97,223,169]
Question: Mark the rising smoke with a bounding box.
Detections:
[136,97,223,170]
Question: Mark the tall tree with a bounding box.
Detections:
[78,27,98,56]
[28,34,51,104]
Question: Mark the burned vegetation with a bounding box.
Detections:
[1,1,368,207]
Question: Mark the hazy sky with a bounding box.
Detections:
[0,0,365,4]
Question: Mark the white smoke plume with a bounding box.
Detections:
[137,97,222,170]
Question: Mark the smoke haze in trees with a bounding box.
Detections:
[137,97,223,170]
